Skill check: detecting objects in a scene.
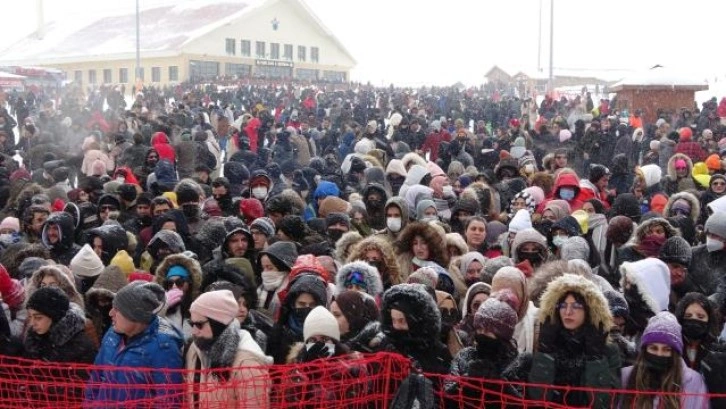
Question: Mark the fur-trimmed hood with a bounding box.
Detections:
[446,232,469,255]
[25,304,87,351]
[628,217,679,246]
[85,265,128,307]
[528,260,613,307]
[537,273,612,331]
[662,191,700,224]
[666,152,694,179]
[460,282,491,318]
[336,261,384,297]
[401,152,427,170]
[381,283,441,342]
[154,253,203,300]
[26,265,84,309]
[619,258,670,315]
[334,231,363,263]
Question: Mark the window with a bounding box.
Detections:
[88,70,97,84]
[255,65,291,78]
[241,40,251,57]
[189,60,219,80]
[225,63,252,77]
[284,44,293,60]
[103,69,112,84]
[311,47,319,63]
[296,68,318,81]
[169,66,179,81]
[298,45,306,62]
[119,68,129,83]
[152,67,161,82]
[137,67,144,81]
[256,41,266,58]
[322,70,346,82]
[74,70,82,83]
[270,43,280,60]
[225,38,236,55]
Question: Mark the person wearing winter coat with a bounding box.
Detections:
[394,222,449,280]
[256,241,298,320]
[674,127,706,163]
[620,258,671,341]
[154,253,203,340]
[576,164,612,209]
[662,153,697,195]
[690,212,726,298]
[674,292,721,372]
[24,287,98,403]
[375,283,452,377]
[86,223,129,266]
[86,282,184,406]
[335,261,384,302]
[345,235,402,290]
[616,217,678,270]
[491,266,538,353]
[447,295,520,408]
[150,131,176,164]
[699,173,726,226]
[456,282,491,347]
[266,273,329,364]
[41,211,81,266]
[620,312,709,409]
[526,274,620,408]
[378,196,410,243]
[84,265,128,340]
[329,290,380,352]
[80,140,112,177]
[185,290,271,409]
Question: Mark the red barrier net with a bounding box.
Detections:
[0,353,724,408]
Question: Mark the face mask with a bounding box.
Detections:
[261,270,286,291]
[552,236,566,248]
[639,235,667,257]
[465,277,480,287]
[193,335,216,352]
[181,203,200,219]
[305,341,336,358]
[475,334,501,357]
[440,310,460,331]
[328,229,344,243]
[518,251,543,266]
[559,188,575,201]
[387,217,402,233]
[681,319,709,340]
[387,328,415,344]
[707,237,725,253]
[293,307,313,324]
[367,199,383,210]
[442,185,454,196]
[252,187,268,199]
[367,260,384,273]
[140,215,153,225]
[643,351,672,373]
[0,233,15,246]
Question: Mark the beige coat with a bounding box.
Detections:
[186,328,272,409]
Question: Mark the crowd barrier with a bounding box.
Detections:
[0,353,724,408]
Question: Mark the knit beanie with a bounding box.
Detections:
[303,306,340,342]
[190,290,239,326]
[486,221,508,245]
[641,311,683,355]
[481,256,514,284]
[250,217,275,238]
[240,199,264,222]
[174,182,200,204]
[110,250,135,276]
[705,211,726,239]
[18,257,49,280]
[679,127,692,141]
[26,286,69,323]
[707,154,722,171]
[334,290,379,334]
[522,186,545,205]
[325,212,351,229]
[70,244,104,278]
[509,209,533,233]
[658,236,692,266]
[0,217,20,233]
[588,164,610,184]
[474,296,518,341]
[603,290,629,319]
[112,281,166,324]
[407,268,439,288]
[606,215,634,245]
[560,236,590,262]
[277,215,307,242]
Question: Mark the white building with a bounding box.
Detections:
[0,0,356,86]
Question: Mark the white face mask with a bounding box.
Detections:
[442,185,454,196]
[387,217,402,233]
[552,236,567,248]
[707,237,724,253]
[252,187,268,199]
[261,270,286,290]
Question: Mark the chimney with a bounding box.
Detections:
[36,0,45,40]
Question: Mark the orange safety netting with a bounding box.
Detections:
[0,353,724,408]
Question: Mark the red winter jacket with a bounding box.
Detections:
[675,141,706,163]
[151,132,176,163]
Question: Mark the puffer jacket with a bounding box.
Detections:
[663,153,697,195]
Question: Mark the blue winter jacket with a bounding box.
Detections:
[304,181,341,221]
[84,316,184,408]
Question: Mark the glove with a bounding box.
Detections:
[165,287,184,309]
[583,323,608,358]
[538,318,558,354]
[304,342,333,362]
[0,265,23,308]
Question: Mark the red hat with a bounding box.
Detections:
[679,127,693,141]
[52,199,66,212]
[128,271,154,282]
[509,118,520,128]
[240,198,264,224]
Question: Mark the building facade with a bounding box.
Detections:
[0,0,356,87]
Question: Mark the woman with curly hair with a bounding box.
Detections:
[346,235,402,290]
[394,222,449,280]
[674,292,721,371]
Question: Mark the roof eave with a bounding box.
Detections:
[612,84,708,92]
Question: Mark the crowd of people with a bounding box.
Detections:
[0,78,726,408]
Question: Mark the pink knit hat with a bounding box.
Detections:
[91,159,107,176]
[190,290,239,325]
[0,217,20,233]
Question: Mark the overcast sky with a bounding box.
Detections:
[3,0,726,87]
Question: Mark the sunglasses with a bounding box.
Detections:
[186,319,209,330]
[557,301,584,312]
[164,277,188,290]
[100,205,118,212]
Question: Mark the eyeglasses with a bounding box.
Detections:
[557,302,584,312]
[187,319,209,330]
[164,277,187,290]
[100,205,117,212]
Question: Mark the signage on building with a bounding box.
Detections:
[255,59,293,68]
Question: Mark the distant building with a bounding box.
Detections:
[484,65,617,97]
[0,0,356,87]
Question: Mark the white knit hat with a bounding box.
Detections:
[303,306,340,342]
[70,244,104,278]
[508,209,532,233]
[190,290,239,326]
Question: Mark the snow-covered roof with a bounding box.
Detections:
[611,66,708,91]
[0,1,252,65]
[0,72,26,79]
